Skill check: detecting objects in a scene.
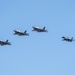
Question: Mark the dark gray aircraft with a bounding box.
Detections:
[32,26,48,32]
[13,29,29,36]
[0,40,11,46]
[62,36,74,42]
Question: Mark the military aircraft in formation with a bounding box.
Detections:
[62,36,74,42]
[32,26,48,32]
[1,26,75,46]
[13,29,29,36]
[0,26,48,46]
[0,40,11,46]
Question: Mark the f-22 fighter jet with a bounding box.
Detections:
[0,40,11,46]
[13,29,29,36]
[32,26,48,32]
[62,36,74,42]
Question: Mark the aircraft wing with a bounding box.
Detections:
[33,26,39,28]
[14,29,20,33]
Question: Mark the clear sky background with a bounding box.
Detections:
[0,0,75,75]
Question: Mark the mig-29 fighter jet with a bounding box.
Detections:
[62,36,74,42]
[32,26,48,32]
[0,40,11,46]
[13,29,29,36]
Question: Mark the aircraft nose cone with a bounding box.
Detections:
[32,26,35,28]
[13,30,16,32]
[62,36,65,38]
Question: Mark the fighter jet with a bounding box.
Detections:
[62,36,74,42]
[0,40,11,46]
[13,29,29,36]
[32,26,48,32]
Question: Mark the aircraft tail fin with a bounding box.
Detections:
[24,30,27,33]
[6,40,8,42]
[43,27,45,30]
[71,37,73,41]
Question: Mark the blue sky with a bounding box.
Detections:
[0,0,75,75]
